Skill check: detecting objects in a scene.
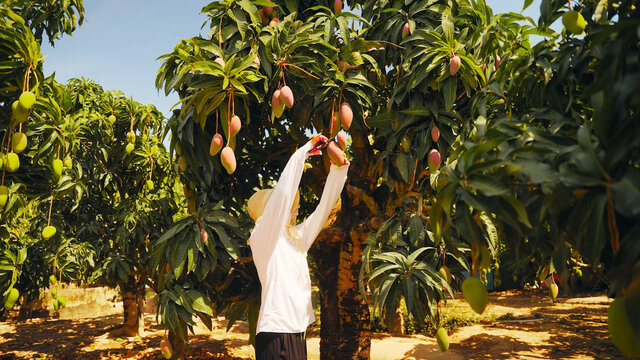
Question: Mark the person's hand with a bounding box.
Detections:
[330,157,350,166]
[310,134,329,147]
[308,134,329,155]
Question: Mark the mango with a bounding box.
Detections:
[462,277,488,314]
[51,287,58,299]
[175,142,182,156]
[272,90,285,118]
[160,337,173,359]
[549,282,559,299]
[436,327,449,352]
[431,126,440,142]
[125,143,135,154]
[4,288,19,310]
[562,11,586,35]
[58,296,66,308]
[5,152,20,172]
[177,156,188,172]
[201,228,208,243]
[53,299,59,311]
[146,180,154,190]
[53,159,63,178]
[49,275,56,285]
[127,131,136,144]
[259,9,269,24]
[12,100,28,123]
[108,114,116,125]
[229,115,241,137]
[608,297,640,358]
[334,0,342,15]
[428,149,441,171]
[18,91,36,111]
[279,86,295,108]
[210,133,224,156]
[64,156,72,168]
[12,132,27,153]
[263,6,273,17]
[214,57,225,68]
[0,186,8,208]
[42,225,57,240]
[220,147,236,174]
[269,18,280,27]
[449,55,461,75]
[439,266,451,284]
[337,131,348,150]
[402,22,410,39]
[400,136,411,152]
[339,102,353,130]
[326,142,346,165]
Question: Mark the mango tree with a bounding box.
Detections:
[435,0,640,356]
[154,0,530,358]
[0,3,88,316]
[42,77,179,336]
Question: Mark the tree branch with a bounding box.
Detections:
[346,185,381,215]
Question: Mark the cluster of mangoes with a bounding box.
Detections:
[258,5,280,27]
[49,275,66,311]
[1,91,35,177]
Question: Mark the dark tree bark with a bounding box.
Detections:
[309,126,380,359]
[121,278,145,337]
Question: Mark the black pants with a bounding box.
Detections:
[255,332,307,360]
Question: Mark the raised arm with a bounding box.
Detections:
[249,141,313,255]
[296,163,349,251]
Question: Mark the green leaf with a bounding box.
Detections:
[611,170,640,217]
[443,76,456,112]
[468,175,509,197]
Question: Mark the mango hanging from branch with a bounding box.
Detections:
[210,133,224,156]
[449,55,461,75]
[220,147,236,174]
[229,115,241,137]
[339,102,353,130]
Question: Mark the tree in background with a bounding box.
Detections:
[1,1,180,341]
[437,0,640,356]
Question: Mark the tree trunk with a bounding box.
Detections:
[310,125,377,359]
[121,279,145,337]
[312,222,372,359]
[169,329,187,360]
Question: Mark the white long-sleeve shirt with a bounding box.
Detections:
[249,141,349,334]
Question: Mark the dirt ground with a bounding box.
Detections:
[0,290,627,360]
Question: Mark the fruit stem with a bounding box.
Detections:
[47,193,53,226]
[283,63,320,80]
[567,0,572,11]
[374,40,405,50]
[471,244,476,277]
[215,111,219,134]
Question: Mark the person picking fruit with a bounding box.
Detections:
[248,134,349,359]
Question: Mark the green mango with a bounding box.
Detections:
[4,288,19,310]
[436,327,449,352]
[462,277,488,314]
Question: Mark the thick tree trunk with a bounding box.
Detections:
[121,279,145,337]
[309,125,377,359]
[311,222,372,359]
[169,329,187,360]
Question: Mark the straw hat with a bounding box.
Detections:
[248,188,300,221]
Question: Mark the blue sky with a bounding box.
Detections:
[41,1,545,119]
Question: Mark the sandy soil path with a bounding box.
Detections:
[0,291,627,359]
